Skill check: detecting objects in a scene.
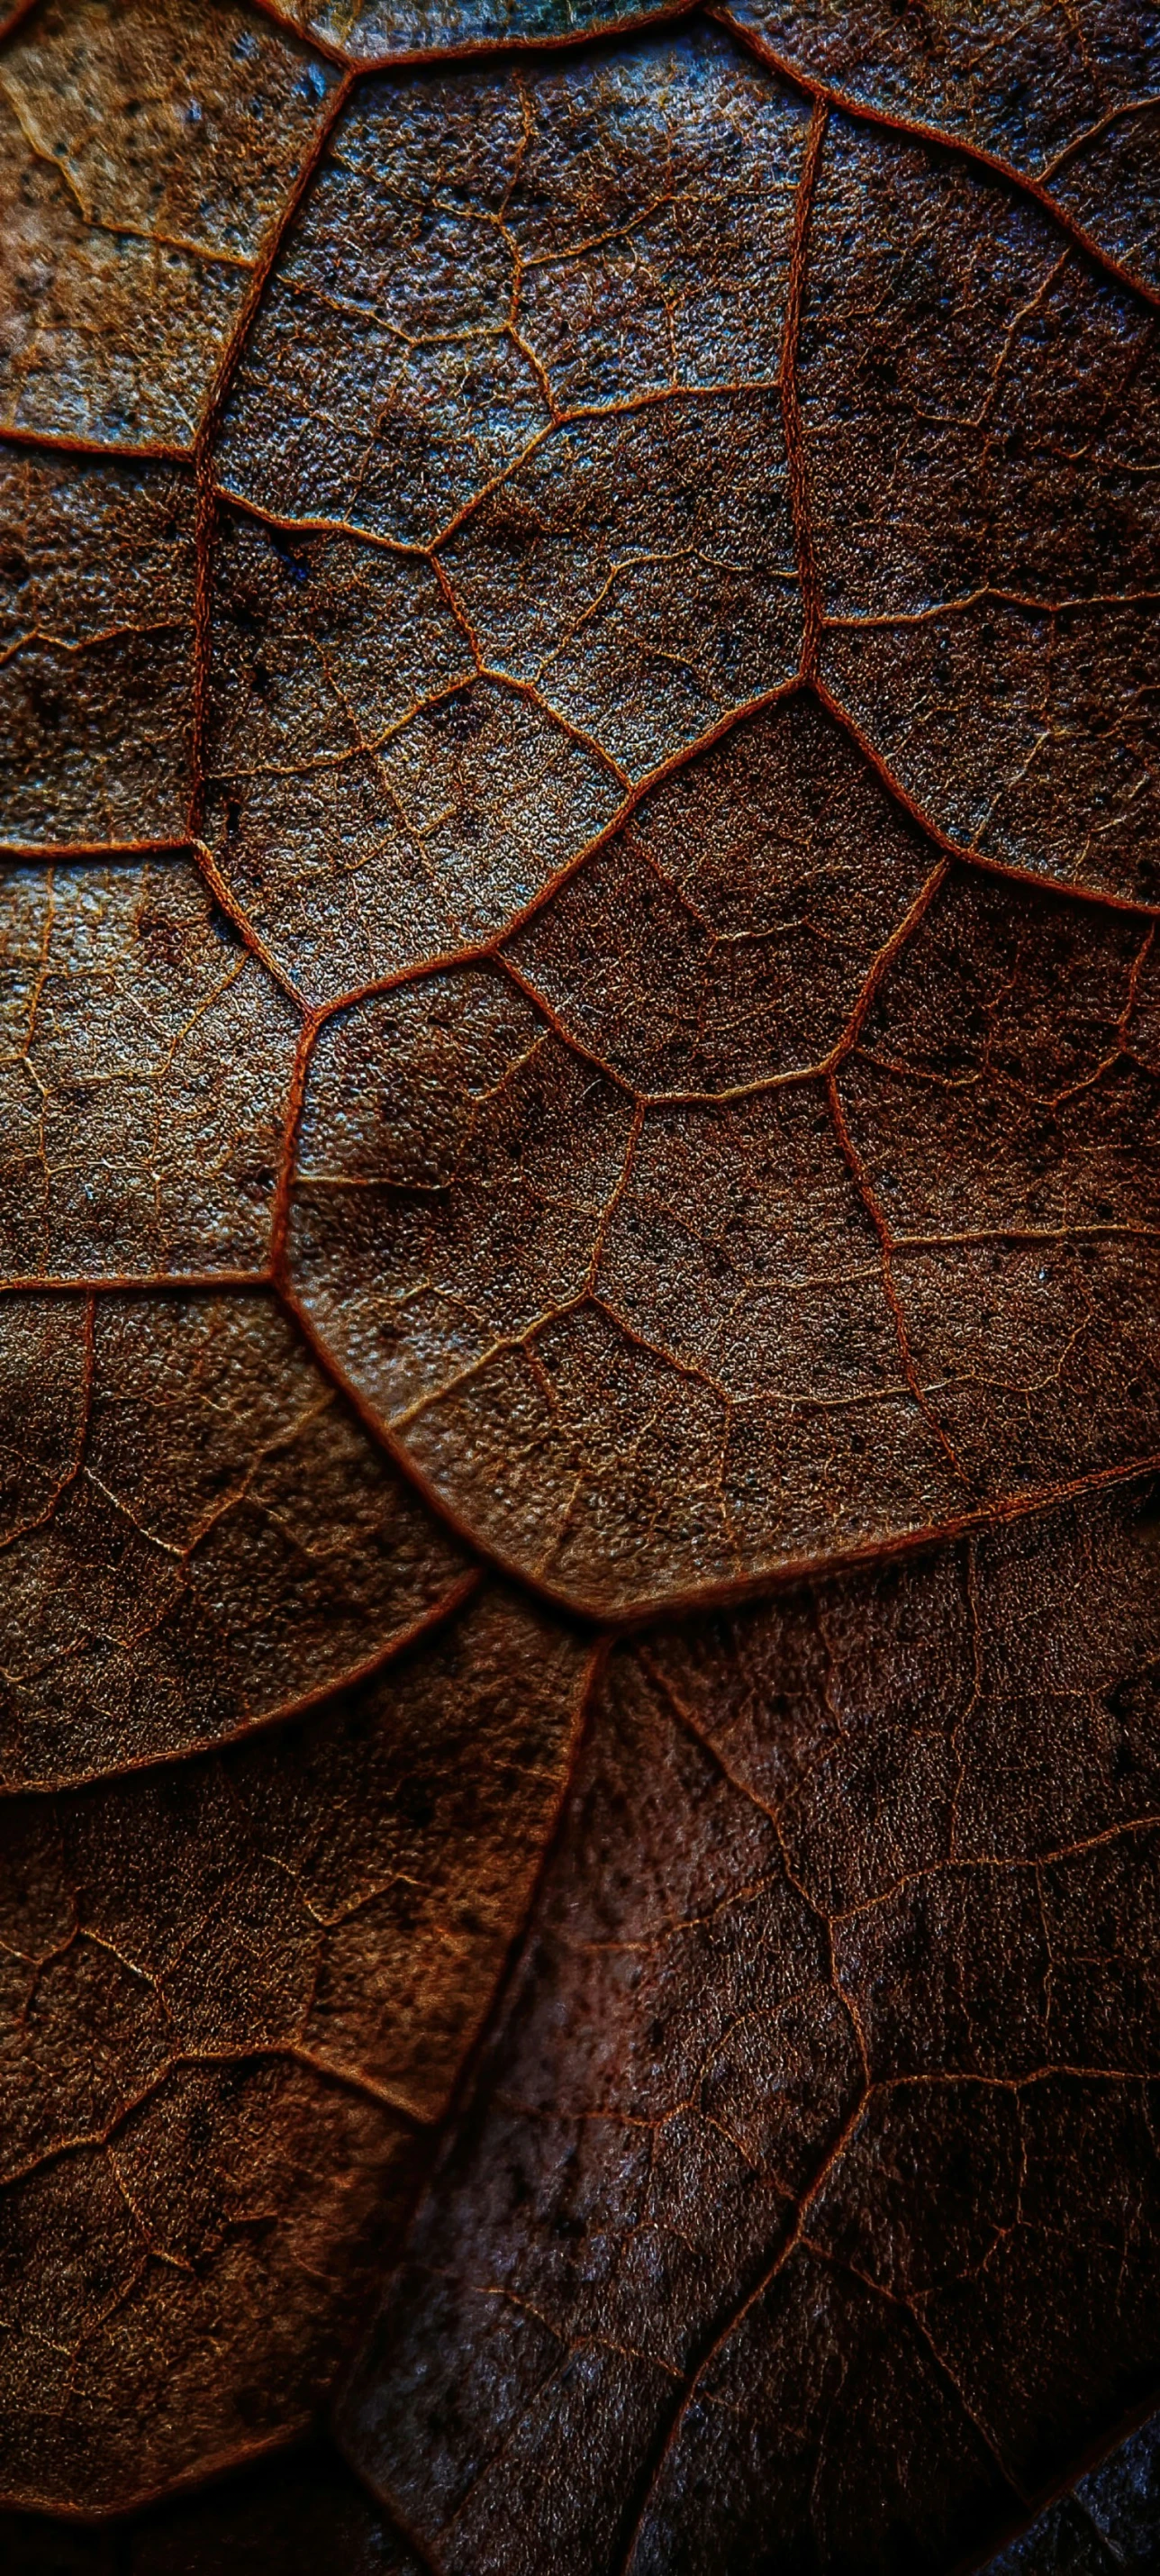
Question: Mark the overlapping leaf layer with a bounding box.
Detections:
[0,0,1157,2565]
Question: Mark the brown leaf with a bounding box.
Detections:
[0,1580,593,2508]
[0,0,339,446]
[277,0,688,70]
[0,449,196,848]
[0,857,299,1273]
[725,0,1160,292]
[340,1479,1160,2572]
[0,0,1157,2559]
[0,1289,474,1785]
[285,777,1160,1615]
[204,514,621,1001]
[802,118,1160,902]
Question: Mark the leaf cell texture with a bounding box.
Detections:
[1,0,1158,2559]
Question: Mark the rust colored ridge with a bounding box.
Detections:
[0,1289,473,1790]
[0,0,1156,2555]
[0,2443,428,2571]
[340,1475,1160,2576]
[203,505,621,1010]
[718,0,1160,298]
[204,24,812,998]
[0,854,300,1281]
[0,447,196,848]
[284,806,1160,1616]
[810,676,1160,930]
[503,690,942,1096]
[0,1582,594,2514]
[0,0,340,448]
[213,24,811,549]
[251,0,694,72]
[796,111,1160,911]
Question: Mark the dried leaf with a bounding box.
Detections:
[0,1289,473,1786]
[728,0,1160,290]
[0,1582,592,2508]
[0,0,1157,2558]
[0,859,299,1274]
[341,1481,1160,2571]
[0,449,195,845]
[802,118,1160,901]
[288,0,682,68]
[286,814,1160,1615]
[0,0,338,445]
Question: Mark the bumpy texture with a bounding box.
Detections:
[0,0,1157,2564]
[0,0,339,443]
[0,1582,592,2512]
[982,2408,1160,2571]
[0,1292,473,1785]
[340,1479,1160,2573]
[730,0,1160,293]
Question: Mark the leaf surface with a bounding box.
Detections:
[0,0,339,445]
[0,0,1157,2561]
[0,1582,591,2508]
[340,1481,1160,2571]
